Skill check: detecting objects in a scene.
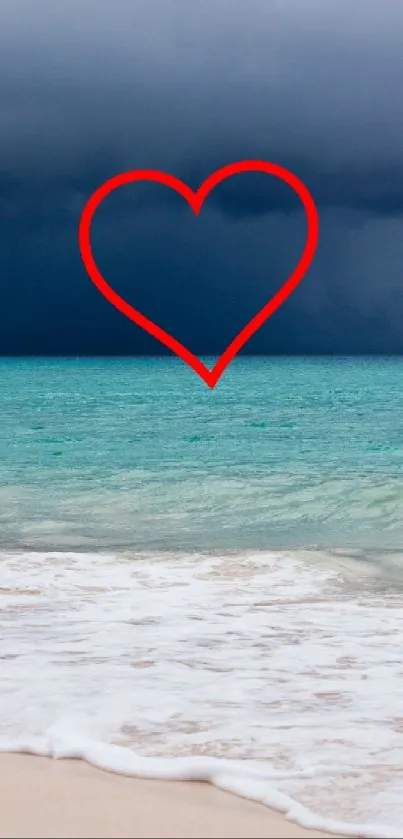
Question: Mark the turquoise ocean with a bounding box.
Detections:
[2,357,403,836]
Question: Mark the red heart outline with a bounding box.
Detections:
[78,160,319,388]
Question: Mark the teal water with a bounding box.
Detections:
[1,356,403,555]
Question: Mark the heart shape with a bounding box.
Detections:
[78,160,319,388]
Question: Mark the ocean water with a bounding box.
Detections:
[2,357,403,836]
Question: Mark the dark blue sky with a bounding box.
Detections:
[1,0,403,355]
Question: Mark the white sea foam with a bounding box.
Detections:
[1,549,403,836]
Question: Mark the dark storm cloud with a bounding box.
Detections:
[1,0,403,356]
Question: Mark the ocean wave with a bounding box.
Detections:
[2,549,403,833]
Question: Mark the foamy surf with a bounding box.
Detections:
[2,548,403,836]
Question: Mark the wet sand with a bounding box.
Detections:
[0,753,337,838]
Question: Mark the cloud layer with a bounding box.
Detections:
[1,0,403,354]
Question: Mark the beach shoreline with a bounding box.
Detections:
[0,753,337,838]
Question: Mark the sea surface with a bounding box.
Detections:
[2,357,403,836]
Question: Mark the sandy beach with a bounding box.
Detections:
[0,753,337,839]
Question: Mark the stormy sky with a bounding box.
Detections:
[1,0,403,356]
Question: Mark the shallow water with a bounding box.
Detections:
[1,356,403,552]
